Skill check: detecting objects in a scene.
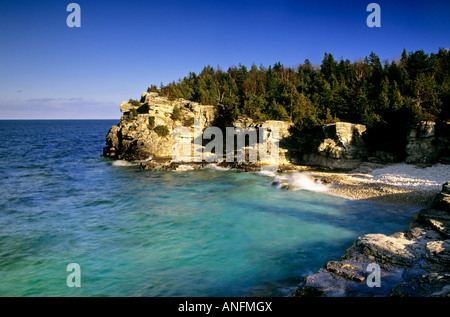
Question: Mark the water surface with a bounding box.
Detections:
[0,120,417,296]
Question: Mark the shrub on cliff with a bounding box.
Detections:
[147,116,155,130]
[128,99,141,107]
[171,106,182,121]
[183,116,195,127]
[154,125,169,137]
[126,108,138,122]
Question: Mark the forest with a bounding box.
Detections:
[148,48,449,156]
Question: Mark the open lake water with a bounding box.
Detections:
[0,120,418,296]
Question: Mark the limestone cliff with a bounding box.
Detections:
[406,121,450,164]
[103,92,215,160]
[103,93,294,169]
[104,93,449,170]
[297,122,369,170]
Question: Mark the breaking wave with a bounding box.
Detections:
[112,160,139,167]
[271,172,329,192]
[204,163,232,171]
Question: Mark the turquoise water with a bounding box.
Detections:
[0,120,417,297]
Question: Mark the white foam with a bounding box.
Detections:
[272,173,329,192]
[143,155,153,162]
[257,169,277,178]
[175,165,194,172]
[204,164,231,171]
[112,160,138,167]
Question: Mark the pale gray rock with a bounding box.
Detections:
[405,121,450,164]
[294,183,450,297]
[300,122,368,170]
[104,93,216,160]
[119,101,139,113]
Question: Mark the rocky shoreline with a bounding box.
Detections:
[308,166,443,206]
[105,92,450,297]
[138,159,450,297]
[293,181,450,297]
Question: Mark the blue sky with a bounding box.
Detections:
[0,0,449,119]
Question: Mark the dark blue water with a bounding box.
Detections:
[0,120,417,296]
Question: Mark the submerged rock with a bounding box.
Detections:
[294,182,450,297]
[140,160,207,171]
[139,159,272,173]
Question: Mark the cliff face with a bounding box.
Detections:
[406,121,450,164]
[103,92,215,160]
[297,122,369,170]
[230,116,294,166]
[104,93,449,170]
[103,93,294,169]
[294,182,450,297]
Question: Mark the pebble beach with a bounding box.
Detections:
[309,163,450,206]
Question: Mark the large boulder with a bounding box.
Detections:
[119,101,136,113]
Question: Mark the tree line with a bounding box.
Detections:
[147,48,449,155]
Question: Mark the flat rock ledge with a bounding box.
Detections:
[139,159,308,173]
[294,182,450,297]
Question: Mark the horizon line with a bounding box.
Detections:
[0,118,121,121]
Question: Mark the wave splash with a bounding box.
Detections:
[204,164,232,171]
[271,172,329,192]
[112,160,139,167]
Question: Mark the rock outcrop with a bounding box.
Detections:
[406,121,450,164]
[230,117,294,166]
[294,182,450,297]
[299,122,368,170]
[103,92,215,160]
[104,93,449,170]
[104,93,294,170]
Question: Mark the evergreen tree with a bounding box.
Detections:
[146,48,448,135]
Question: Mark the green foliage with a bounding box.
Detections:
[149,48,449,134]
[154,125,169,137]
[183,116,195,127]
[147,85,159,93]
[171,106,182,121]
[128,99,141,107]
[127,108,138,122]
[147,116,155,130]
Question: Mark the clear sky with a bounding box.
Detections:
[0,0,449,119]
